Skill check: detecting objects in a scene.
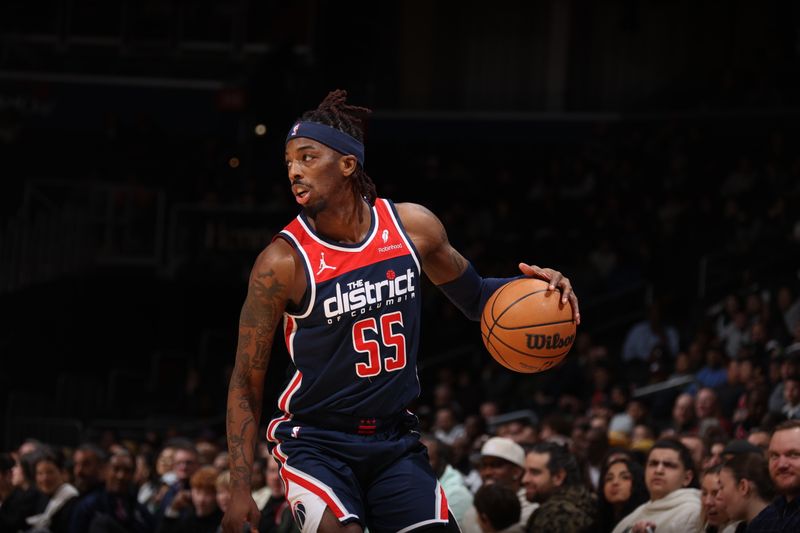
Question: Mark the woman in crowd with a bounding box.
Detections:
[596,457,648,533]
[699,465,736,533]
[714,453,774,532]
[24,447,78,533]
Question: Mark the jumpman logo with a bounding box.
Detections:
[316,252,337,275]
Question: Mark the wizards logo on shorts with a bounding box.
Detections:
[292,501,306,529]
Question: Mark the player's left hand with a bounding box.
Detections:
[518,263,580,325]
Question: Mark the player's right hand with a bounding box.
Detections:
[221,495,260,533]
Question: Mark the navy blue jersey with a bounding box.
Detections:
[267,198,422,441]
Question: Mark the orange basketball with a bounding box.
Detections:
[480,278,577,373]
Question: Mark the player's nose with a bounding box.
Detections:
[287,160,303,180]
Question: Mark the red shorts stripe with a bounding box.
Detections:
[277,370,302,413]
[283,468,346,519]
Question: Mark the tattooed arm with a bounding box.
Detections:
[222,239,297,533]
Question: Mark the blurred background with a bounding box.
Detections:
[1,0,799,450]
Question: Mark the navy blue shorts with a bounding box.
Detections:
[267,412,450,532]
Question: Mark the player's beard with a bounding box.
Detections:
[303,197,328,219]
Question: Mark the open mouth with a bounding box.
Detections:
[292,185,310,204]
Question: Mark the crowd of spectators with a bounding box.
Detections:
[3,267,800,531]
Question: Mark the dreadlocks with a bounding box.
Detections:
[300,90,377,218]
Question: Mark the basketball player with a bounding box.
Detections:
[222,90,580,533]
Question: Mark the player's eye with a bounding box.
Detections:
[303,154,313,161]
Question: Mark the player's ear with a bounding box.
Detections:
[340,155,357,177]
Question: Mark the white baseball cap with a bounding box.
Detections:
[480,437,525,469]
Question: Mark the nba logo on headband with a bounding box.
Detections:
[285,120,366,167]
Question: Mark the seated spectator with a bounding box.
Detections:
[596,457,648,533]
[215,470,231,516]
[667,393,697,436]
[420,435,473,524]
[768,354,800,414]
[68,449,154,533]
[156,466,222,533]
[780,374,800,420]
[732,385,770,439]
[720,439,764,462]
[72,444,107,501]
[715,453,774,531]
[156,440,199,521]
[250,458,270,511]
[777,285,800,337]
[747,420,800,531]
[257,455,298,533]
[434,407,466,446]
[25,447,79,533]
[699,465,736,533]
[194,440,220,468]
[622,302,680,363]
[631,425,655,455]
[695,388,732,437]
[720,310,750,359]
[717,359,745,420]
[680,434,707,472]
[694,349,729,390]
[473,484,522,533]
[461,437,535,533]
[612,439,702,533]
[747,429,770,453]
[0,452,37,533]
[522,441,596,532]
[212,452,228,473]
[134,450,163,515]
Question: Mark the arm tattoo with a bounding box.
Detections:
[227,265,286,490]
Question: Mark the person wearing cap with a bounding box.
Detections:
[460,438,537,533]
[721,439,765,460]
[221,90,579,533]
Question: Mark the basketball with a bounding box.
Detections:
[480,278,577,373]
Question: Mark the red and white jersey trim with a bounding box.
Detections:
[277,230,316,319]
[295,205,380,253]
[273,445,358,523]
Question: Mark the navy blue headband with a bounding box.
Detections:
[285,121,365,167]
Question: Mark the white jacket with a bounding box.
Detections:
[612,488,702,533]
[439,465,473,524]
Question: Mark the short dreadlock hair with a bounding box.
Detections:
[299,90,377,212]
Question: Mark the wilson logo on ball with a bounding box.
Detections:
[525,333,575,350]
